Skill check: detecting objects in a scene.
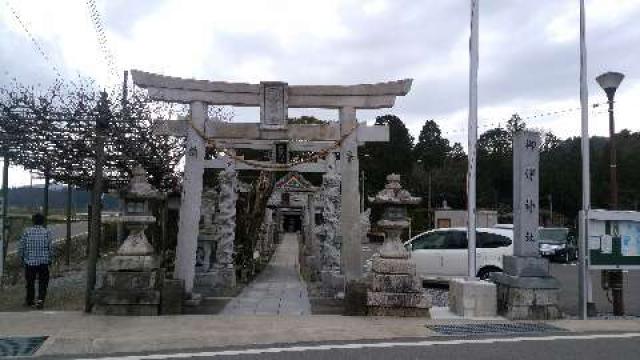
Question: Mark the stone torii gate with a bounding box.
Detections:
[131,70,412,295]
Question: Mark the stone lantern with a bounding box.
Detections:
[110,166,164,270]
[366,174,430,317]
[95,166,166,315]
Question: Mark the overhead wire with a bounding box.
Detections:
[441,102,607,136]
[4,0,63,79]
[86,0,120,86]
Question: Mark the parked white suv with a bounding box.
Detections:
[404,227,513,281]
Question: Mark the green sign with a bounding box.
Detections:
[588,210,640,270]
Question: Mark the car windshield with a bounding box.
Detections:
[538,228,568,243]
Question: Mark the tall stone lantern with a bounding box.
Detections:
[95,166,166,315]
[366,174,430,317]
[112,166,164,269]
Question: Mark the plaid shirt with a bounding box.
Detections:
[19,226,54,266]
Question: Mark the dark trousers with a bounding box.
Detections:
[24,264,50,305]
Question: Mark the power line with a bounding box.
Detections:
[86,0,119,84]
[441,102,607,136]
[4,0,63,79]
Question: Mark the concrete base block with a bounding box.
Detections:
[503,256,550,277]
[493,273,561,320]
[448,279,497,318]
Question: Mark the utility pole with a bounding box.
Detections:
[428,171,432,228]
[0,154,8,285]
[85,91,109,313]
[549,193,553,225]
[43,170,50,226]
[116,70,129,243]
[65,181,72,266]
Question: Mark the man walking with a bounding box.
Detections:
[18,213,53,309]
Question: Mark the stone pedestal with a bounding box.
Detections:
[366,256,430,317]
[492,256,561,320]
[449,279,497,318]
[94,268,163,316]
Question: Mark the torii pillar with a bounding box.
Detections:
[339,107,361,281]
[175,101,207,295]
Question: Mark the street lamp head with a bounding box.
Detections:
[596,72,624,100]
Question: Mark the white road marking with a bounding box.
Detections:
[71,332,640,360]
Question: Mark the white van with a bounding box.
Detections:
[404,227,513,281]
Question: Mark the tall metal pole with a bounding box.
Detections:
[467,0,479,278]
[607,88,624,316]
[578,0,591,320]
[608,98,618,210]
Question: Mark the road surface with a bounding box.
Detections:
[64,332,640,360]
[6,221,88,255]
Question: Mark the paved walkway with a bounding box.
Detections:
[221,233,311,315]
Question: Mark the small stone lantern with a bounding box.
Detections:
[366,174,430,317]
[94,166,166,315]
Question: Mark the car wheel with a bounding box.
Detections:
[477,267,502,281]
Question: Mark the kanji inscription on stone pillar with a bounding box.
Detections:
[513,131,541,257]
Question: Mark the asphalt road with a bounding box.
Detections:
[66,333,640,360]
[6,221,88,254]
[551,263,640,316]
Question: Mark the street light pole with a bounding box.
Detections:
[596,71,625,316]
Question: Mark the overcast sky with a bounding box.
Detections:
[2,0,639,186]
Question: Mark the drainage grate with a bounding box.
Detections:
[0,336,48,357]
[426,323,566,336]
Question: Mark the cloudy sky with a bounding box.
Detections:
[1,0,639,186]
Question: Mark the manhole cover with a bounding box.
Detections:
[0,336,48,357]
[426,323,566,336]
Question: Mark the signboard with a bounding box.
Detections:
[587,209,640,270]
